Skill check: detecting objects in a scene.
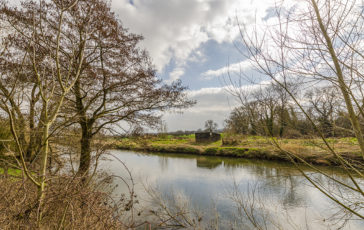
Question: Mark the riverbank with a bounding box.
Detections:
[114,134,363,167]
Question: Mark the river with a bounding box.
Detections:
[98,150,364,229]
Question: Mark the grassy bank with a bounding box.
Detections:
[114,134,363,167]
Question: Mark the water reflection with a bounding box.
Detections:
[158,156,169,171]
[196,157,223,169]
[99,150,363,230]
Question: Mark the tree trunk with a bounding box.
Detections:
[78,123,92,175]
[37,120,49,226]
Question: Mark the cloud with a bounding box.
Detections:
[201,59,254,79]
[166,67,185,83]
[111,0,278,76]
[108,0,300,131]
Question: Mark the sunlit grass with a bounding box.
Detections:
[0,167,22,177]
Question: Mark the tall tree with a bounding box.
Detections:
[59,0,194,174]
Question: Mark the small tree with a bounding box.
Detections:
[204,120,218,133]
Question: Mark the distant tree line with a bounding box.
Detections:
[225,83,353,138]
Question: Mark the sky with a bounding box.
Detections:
[7,0,280,132]
[110,0,282,132]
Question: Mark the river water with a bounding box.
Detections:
[99,150,364,229]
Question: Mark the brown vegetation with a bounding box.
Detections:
[0,175,125,229]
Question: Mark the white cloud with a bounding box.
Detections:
[111,0,278,75]
[167,67,185,83]
[107,0,305,131]
[201,59,254,79]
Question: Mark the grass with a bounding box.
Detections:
[0,167,22,177]
[114,134,363,167]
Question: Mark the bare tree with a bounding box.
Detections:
[306,86,342,137]
[50,0,195,175]
[230,0,364,222]
[225,106,250,134]
[252,85,279,136]
[225,82,300,137]
[204,119,218,133]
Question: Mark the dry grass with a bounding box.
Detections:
[0,174,126,229]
